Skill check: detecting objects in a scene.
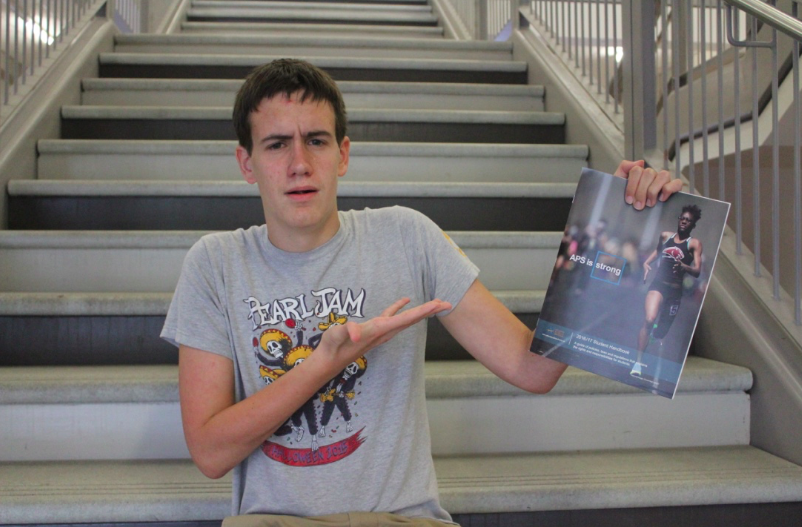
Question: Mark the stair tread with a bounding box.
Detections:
[61,105,564,125]
[2,445,800,524]
[190,0,433,12]
[114,34,504,50]
[99,53,527,71]
[186,8,438,22]
[179,21,444,36]
[81,79,543,96]
[0,357,753,405]
[0,230,563,249]
[0,290,544,316]
[38,140,582,157]
[8,179,577,198]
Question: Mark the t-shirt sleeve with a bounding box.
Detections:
[396,207,480,316]
[160,238,233,359]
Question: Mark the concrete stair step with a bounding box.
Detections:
[0,357,752,461]
[98,53,528,83]
[80,79,544,111]
[113,34,507,61]
[37,140,586,182]
[59,105,564,142]
[184,7,439,26]
[5,445,802,524]
[7,180,575,231]
[205,0,430,4]
[0,290,542,365]
[179,21,444,37]
[0,230,561,292]
[190,0,433,12]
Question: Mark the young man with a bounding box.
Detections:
[161,59,681,526]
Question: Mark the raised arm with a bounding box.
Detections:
[179,298,450,479]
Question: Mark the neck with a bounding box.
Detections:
[266,215,341,253]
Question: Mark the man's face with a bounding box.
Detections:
[236,91,350,250]
[678,212,695,233]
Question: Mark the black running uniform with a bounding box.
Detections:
[648,234,695,338]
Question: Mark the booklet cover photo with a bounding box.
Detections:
[530,168,730,398]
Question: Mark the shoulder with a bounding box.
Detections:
[346,206,436,232]
[186,226,266,266]
[690,237,703,250]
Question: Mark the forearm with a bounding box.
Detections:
[180,298,450,479]
[441,280,568,395]
[497,327,569,394]
[180,348,340,479]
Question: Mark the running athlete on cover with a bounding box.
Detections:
[631,205,703,378]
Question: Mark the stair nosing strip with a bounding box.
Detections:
[37,140,586,158]
[8,180,578,198]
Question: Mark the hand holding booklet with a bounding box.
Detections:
[530,168,730,398]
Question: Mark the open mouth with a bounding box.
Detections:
[287,189,316,196]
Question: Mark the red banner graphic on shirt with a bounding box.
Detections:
[262,428,366,467]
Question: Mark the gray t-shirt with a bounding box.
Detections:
[162,206,479,522]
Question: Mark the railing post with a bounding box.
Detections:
[621,0,657,160]
[476,0,488,39]
[511,0,521,31]
[105,0,116,22]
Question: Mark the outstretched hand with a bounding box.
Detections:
[615,160,683,210]
[316,298,452,372]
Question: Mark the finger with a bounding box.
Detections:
[658,177,683,201]
[645,170,671,207]
[624,164,643,205]
[380,297,411,318]
[614,159,645,179]
[632,168,659,210]
[369,300,451,341]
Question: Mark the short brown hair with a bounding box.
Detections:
[233,59,347,153]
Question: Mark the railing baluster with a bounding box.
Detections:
[604,0,609,103]
[734,9,743,254]
[718,0,725,201]
[794,1,801,323]
[752,16,760,276]
[575,0,580,68]
[771,23,780,299]
[662,0,669,168]
[581,0,586,77]
[613,0,618,112]
[4,0,11,104]
[674,0,682,179]
[687,0,695,194]
[702,0,710,197]
[595,0,603,94]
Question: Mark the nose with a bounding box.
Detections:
[289,141,311,177]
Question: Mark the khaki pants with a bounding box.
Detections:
[222,512,455,527]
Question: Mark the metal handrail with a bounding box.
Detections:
[724,0,802,40]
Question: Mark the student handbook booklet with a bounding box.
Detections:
[530,168,730,398]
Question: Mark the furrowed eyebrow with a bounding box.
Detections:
[258,130,333,145]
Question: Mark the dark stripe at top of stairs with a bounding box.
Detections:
[98,54,528,83]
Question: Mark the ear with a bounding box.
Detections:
[236,145,256,184]
[337,136,351,178]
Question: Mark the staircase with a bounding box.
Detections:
[2,1,802,525]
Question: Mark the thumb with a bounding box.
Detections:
[614,159,645,178]
[345,321,362,343]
